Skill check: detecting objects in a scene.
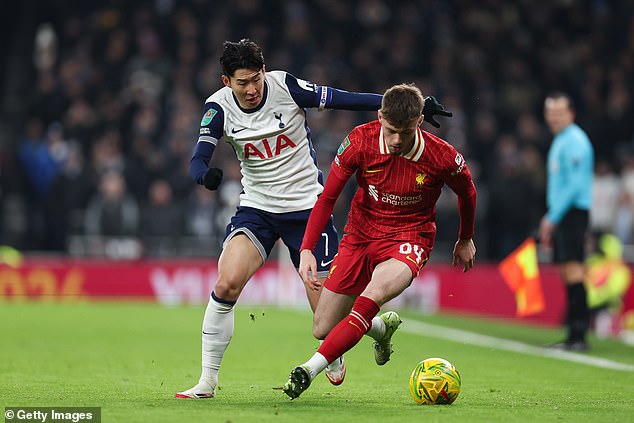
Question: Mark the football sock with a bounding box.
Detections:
[201,367,214,381]
[566,282,589,343]
[365,316,386,340]
[200,292,236,382]
[302,352,330,380]
[317,296,380,363]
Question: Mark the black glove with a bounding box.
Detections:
[203,168,223,191]
[423,96,453,128]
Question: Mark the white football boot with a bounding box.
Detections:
[175,377,217,399]
[324,356,346,385]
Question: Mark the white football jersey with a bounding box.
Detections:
[200,71,323,213]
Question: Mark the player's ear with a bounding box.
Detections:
[221,74,231,88]
[418,115,424,126]
[377,110,383,122]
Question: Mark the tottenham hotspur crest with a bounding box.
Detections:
[274,112,285,129]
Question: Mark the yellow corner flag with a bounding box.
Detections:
[497,238,545,317]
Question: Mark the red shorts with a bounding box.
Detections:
[324,232,431,295]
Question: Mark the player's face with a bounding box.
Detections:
[544,97,574,135]
[222,67,265,109]
[379,112,423,156]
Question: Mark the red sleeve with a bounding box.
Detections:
[444,158,477,240]
[300,165,350,252]
[456,179,476,239]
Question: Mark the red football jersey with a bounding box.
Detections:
[302,120,475,251]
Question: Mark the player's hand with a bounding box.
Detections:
[423,96,453,128]
[203,168,223,190]
[538,216,554,249]
[299,249,320,290]
[452,238,476,272]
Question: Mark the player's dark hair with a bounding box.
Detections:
[380,83,425,128]
[220,39,265,78]
[546,91,575,111]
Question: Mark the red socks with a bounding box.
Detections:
[317,296,380,363]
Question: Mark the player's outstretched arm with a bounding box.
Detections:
[452,238,476,272]
[285,72,382,111]
[286,73,453,127]
[299,249,319,289]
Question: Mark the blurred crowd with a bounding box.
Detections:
[0,0,633,260]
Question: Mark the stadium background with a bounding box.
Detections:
[0,1,633,327]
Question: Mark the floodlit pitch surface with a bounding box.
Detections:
[1,303,632,422]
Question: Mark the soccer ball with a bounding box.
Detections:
[408,357,461,405]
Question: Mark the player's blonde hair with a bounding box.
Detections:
[380,83,425,128]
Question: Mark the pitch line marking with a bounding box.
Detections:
[403,320,634,372]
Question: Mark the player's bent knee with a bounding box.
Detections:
[312,316,330,340]
[312,324,328,340]
[213,279,245,301]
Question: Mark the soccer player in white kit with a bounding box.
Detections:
[176,39,452,398]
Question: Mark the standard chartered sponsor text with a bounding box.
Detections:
[381,193,422,206]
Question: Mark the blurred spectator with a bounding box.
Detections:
[618,156,634,243]
[139,179,183,238]
[18,120,67,200]
[45,141,94,249]
[186,186,219,240]
[585,233,632,338]
[613,192,634,246]
[84,170,139,236]
[486,135,539,259]
[17,120,71,249]
[139,179,183,256]
[1,1,633,258]
[591,160,621,235]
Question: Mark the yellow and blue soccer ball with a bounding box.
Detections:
[409,357,461,405]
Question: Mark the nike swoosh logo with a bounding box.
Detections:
[365,168,383,173]
[231,127,247,134]
[405,255,419,266]
[320,259,334,267]
[348,320,363,332]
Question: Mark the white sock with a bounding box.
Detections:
[201,367,214,381]
[365,316,386,340]
[302,352,329,380]
[200,293,235,383]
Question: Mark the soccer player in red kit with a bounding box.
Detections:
[282,83,477,399]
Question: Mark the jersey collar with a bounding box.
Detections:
[378,127,425,161]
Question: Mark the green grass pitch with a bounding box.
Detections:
[1,302,633,422]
